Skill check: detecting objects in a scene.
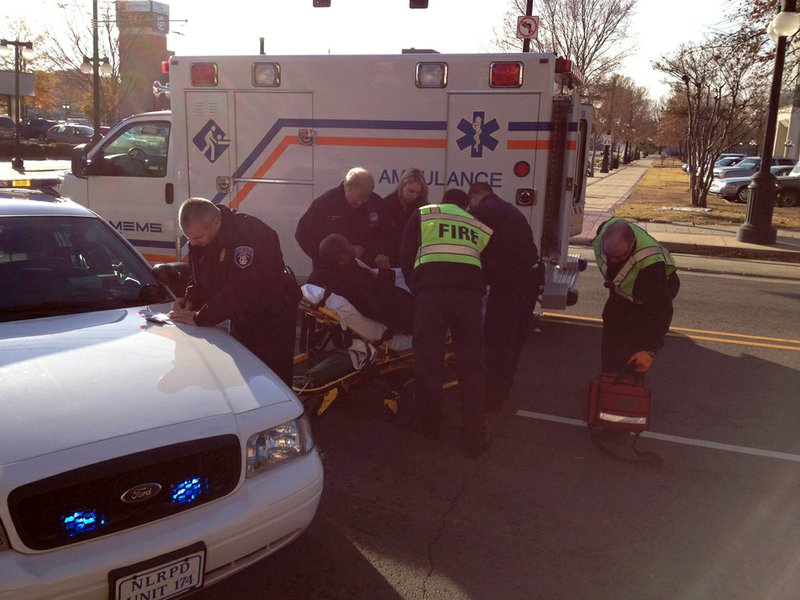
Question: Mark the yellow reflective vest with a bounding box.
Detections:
[593,217,677,302]
[414,204,493,269]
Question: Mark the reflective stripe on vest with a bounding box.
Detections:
[414,204,492,269]
[593,218,677,302]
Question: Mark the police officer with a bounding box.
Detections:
[468,182,540,412]
[296,167,397,268]
[400,188,493,458]
[593,218,680,374]
[169,197,298,385]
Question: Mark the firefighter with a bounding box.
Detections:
[169,197,299,385]
[295,166,397,269]
[467,182,540,412]
[592,218,680,374]
[399,188,493,458]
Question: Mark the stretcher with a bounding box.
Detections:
[292,284,456,418]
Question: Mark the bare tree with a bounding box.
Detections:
[492,0,638,94]
[655,32,768,207]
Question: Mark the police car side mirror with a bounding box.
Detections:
[152,262,191,298]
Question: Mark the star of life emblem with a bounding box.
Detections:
[456,111,500,158]
[234,246,254,269]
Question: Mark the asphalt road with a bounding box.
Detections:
[192,254,800,600]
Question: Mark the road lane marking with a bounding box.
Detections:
[516,411,800,463]
[541,313,800,351]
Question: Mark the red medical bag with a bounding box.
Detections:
[583,373,651,433]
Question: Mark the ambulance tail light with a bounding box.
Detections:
[490,62,523,88]
[191,63,218,86]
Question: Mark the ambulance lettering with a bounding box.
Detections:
[109,220,163,233]
[456,111,500,158]
[192,119,230,163]
[379,169,502,189]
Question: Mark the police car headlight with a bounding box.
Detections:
[245,414,314,477]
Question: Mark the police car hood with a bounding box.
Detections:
[0,305,296,464]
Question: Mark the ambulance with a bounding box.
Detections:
[62,52,592,308]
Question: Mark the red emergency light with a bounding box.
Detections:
[161,60,170,75]
[191,63,218,86]
[490,62,523,88]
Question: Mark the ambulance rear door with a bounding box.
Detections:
[445,92,545,245]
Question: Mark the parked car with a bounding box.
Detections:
[19,117,58,140]
[713,156,795,179]
[0,116,15,140]
[709,165,794,203]
[714,156,744,168]
[776,161,800,207]
[45,123,94,145]
[0,180,323,599]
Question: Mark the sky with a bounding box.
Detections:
[4,0,732,102]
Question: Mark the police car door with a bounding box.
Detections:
[446,92,544,243]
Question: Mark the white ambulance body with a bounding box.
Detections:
[62,52,592,308]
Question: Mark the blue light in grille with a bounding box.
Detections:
[62,510,105,537]
[171,476,207,506]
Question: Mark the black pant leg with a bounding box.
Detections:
[412,291,448,428]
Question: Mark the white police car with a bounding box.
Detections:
[0,179,322,599]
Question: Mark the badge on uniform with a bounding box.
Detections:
[234,246,254,269]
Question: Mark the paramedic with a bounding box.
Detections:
[309,233,415,334]
[468,182,540,412]
[592,218,680,374]
[400,188,493,458]
[296,167,396,268]
[382,167,428,256]
[169,197,298,385]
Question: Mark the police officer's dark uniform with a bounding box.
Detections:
[469,188,540,412]
[186,205,298,385]
[593,217,680,374]
[381,189,426,262]
[400,200,493,458]
[295,183,397,267]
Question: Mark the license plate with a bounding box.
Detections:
[109,542,205,600]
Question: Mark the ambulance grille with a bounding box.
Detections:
[8,435,240,550]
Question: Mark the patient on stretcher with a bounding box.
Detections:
[308,233,415,335]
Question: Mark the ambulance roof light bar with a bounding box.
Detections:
[555,56,583,87]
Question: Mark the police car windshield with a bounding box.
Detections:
[0,215,169,321]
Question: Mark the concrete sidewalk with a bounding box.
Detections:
[571,158,800,263]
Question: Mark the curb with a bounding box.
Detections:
[571,236,800,264]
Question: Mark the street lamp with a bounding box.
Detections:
[62,103,70,120]
[738,0,800,245]
[0,38,35,171]
[80,0,113,145]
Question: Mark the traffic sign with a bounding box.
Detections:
[516,15,539,40]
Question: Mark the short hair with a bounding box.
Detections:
[344,167,375,196]
[601,220,636,260]
[179,197,220,231]
[319,233,355,267]
[441,188,469,209]
[467,181,493,203]
[397,168,428,202]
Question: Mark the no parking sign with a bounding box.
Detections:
[516,15,539,40]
